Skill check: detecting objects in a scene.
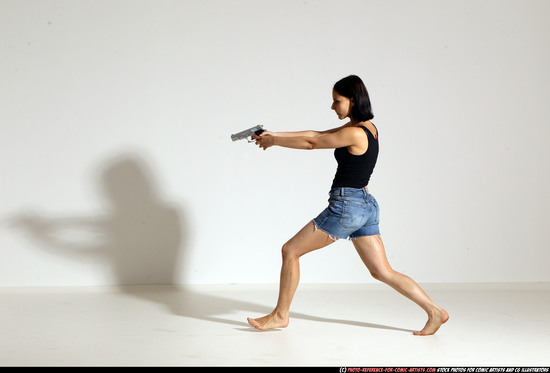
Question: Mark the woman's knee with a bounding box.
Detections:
[281,241,300,261]
[369,266,395,283]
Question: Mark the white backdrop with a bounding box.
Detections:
[1,0,549,286]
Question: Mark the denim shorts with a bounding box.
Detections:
[312,187,380,240]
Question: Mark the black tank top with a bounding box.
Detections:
[331,124,379,189]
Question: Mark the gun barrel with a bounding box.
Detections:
[231,125,264,141]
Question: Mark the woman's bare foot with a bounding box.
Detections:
[413,308,449,336]
[247,311,289,331]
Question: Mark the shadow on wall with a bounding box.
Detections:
[9,153,414,333]
[10,152,186,285]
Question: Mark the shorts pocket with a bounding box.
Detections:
[326,198,342,213]
[340,201,367,229]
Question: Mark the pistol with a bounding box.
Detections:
[231,125,266,143]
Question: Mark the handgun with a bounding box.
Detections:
[231,125,266,143]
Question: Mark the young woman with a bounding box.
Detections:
[247,75,449,335]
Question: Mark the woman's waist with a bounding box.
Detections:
[329,186,371,198]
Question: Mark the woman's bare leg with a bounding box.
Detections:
[352,235,449,335]
[247,221,336,330]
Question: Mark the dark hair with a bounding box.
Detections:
[333,75,374,121]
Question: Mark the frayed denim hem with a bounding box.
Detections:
[311,220,341,241]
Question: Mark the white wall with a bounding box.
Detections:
[1,0,549,286]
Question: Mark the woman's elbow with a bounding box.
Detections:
[305,140,317,150]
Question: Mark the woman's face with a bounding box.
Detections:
[331,90,354,120]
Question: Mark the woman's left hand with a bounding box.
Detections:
[252,134,275,150]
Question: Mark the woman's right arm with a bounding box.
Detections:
[267,122,350,138]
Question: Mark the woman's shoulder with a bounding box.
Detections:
[358,121,378,139]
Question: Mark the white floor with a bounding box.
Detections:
[1,283,549,367]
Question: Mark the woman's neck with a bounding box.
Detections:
[349,118,369,127]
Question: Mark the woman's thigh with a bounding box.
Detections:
[351,235,393,275]
[283,221,336,258]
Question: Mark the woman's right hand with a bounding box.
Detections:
[252,133,275,150]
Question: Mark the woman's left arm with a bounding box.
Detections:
[254,127,364,151]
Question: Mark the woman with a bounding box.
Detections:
[248,75,448,335]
